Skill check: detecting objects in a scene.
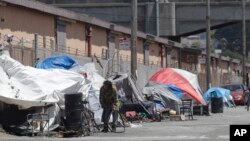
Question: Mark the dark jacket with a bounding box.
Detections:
[100,85,117,107]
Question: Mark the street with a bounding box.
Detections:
[1,106,250,141]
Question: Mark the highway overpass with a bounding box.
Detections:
[39,1,250,38]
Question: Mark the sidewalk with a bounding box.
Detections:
[1,106,250,141]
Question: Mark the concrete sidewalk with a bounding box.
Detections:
[1,106,250,141]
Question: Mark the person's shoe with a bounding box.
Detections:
[111,125,116,132]
[101,129,108,133]
[111,127,116,132]
[101,124,109,133]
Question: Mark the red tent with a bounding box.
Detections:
[150,68,206,105]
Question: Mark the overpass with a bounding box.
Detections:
[39,1,250,38]
[170,1,249,37]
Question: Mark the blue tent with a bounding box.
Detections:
[36,55,78,70]
[203,87,235,107]
[203,87,230,101]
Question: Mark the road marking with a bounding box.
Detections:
[217,135,229,139]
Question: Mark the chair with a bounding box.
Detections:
[27,113,50,136]
[180,99,193,120]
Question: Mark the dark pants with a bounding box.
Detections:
[101,105,118,129]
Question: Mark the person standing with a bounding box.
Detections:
[99,80,118,132]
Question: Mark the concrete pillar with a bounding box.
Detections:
[43,36,46,58]
[50,39,55,55]
[166,47,172,67]
[197,55,202,73]
[145,3,156,35]
[143,40,150,66]
[107,31,116,75]
[159,2,176,36]
[170,2,176,36]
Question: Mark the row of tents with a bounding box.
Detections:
[143,68,236,113]
[0,49,235,135]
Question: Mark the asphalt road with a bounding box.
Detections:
[1,106,250,141]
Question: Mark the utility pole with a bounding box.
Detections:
[131,0,137,80]
[242,0,246,85]
[206,0,211,90]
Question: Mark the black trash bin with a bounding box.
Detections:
[64,92,83,131]
[211,97,223,113]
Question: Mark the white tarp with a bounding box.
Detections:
[0,54,86,109]
[0,49,107,131]
[73,63,105,124]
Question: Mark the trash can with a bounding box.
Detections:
[202,104,210,115]
[211,97,223,113]
[65,92,83,131]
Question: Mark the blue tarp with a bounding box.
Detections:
[203,87,230,101]
[36,55,78,70]
[203,87,236,107]
[165,84,184,98]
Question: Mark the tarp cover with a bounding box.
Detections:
[36,55,78,70]
[165,84,184,99]
[0,50,110,134]
[203,87,235,107]
[143,83,181,103]
[0,54,85,109]
[203,87,230,101]
[108,73,145,102]
[149,68,206,105]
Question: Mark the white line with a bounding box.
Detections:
[217,135,229,139]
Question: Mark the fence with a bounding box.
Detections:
[1,33,243,91]
[198,72,242,92]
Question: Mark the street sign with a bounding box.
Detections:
[119,36,130,50]
[214,49,222,54]
[198,56,206,64]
